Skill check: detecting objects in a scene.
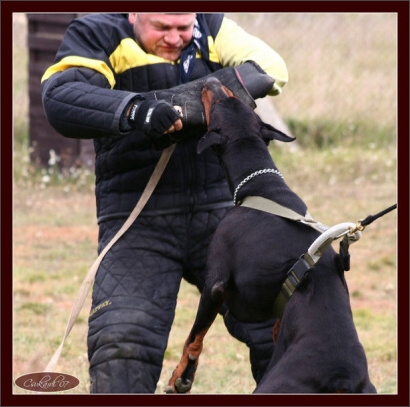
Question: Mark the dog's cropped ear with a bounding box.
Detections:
[261,123,296,143]
[197,131,228,154]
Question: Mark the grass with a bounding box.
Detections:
[12,143,397,395]
[12,13,398,395]
[227,13,397,130]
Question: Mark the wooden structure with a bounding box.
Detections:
[27,13,94,169]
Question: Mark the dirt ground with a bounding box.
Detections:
[12,174,398,395]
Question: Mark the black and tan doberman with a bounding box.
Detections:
[165,77,376,394]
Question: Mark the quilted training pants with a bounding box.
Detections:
[87,208,275,393]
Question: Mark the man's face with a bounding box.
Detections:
[129,13,196,61]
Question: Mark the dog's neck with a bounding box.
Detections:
[233,168,284,205]
[220,138,308,216]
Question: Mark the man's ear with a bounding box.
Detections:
[260,123,296,143]
[128,13,137,24]
[197,131,227,154]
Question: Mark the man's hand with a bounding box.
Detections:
[128,99,183,140]
[122,61,273,149]
[164,106,183,134]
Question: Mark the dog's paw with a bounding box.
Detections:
[165,354,198,394]
[175,377,193,393]
[164,377,192,394]
[164,385,176,394]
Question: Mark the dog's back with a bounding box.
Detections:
[254,250,376,393]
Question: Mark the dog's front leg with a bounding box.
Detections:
[165,281,225,393]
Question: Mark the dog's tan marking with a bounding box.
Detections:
[201,83,235,125]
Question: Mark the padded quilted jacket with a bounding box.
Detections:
[41,13,288,223]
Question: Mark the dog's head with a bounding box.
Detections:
[198,77,294,154]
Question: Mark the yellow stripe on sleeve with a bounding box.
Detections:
[41,56,116,88]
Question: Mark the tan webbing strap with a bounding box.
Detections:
[45,144,176,372]
[239,195,329,233]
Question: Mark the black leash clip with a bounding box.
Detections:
[281,255,312,299]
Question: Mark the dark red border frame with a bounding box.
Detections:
[2,1,409,407]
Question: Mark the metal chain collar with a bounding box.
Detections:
[233,169,284,205]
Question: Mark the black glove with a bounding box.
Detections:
[120,61,274,149]
[144,61,275,128]
[125,97,182,141]
[235,61,276,100]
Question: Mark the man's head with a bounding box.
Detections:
[129,13,196,61]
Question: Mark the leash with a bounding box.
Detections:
[271,203,397,318]
[236,174,397,318]
[45,144,176,372]
[351,203,397,230]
